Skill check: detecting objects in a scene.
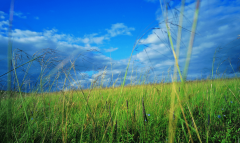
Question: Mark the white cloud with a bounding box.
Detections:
[0,20,9,33]
[80,37,89,44]
[92,36,105,44]
[11,23,135,48]
[106,23,135,37]
[0,20,8,28]
[155,59,175,67]
[77,36,105,45]
[72,33,105,45]
[0,11,6,19]
[104,47,118,53]
[12,29,41,38]
[43,28,58,38]
[14,12,27,19]
[143,0,240,58]
[75,23,135,45]
[139,29,164,44]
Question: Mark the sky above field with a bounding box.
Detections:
[0,0,240,92]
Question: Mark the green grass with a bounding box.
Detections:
[1,0,240,142]
[0,77,239,142]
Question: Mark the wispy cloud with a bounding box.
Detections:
[106,23,135,37]
[14,11,27,19]
[104,47,118,52]
[74,33,105,45]
[73,23,135,45]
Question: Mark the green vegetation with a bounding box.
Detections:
[0,76,239,142]
[1,0,240,142]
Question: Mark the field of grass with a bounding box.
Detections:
[0,76,239,142]
[1,0,240,142]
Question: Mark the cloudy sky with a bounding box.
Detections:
[0,0,239,92]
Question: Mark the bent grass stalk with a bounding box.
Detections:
[12,51,31,141]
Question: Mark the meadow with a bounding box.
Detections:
[1,0,240,142]
[0,74,240,143]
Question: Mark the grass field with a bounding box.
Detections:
[1,0,240,142]
[0,75,239,142]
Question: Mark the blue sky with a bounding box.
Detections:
[0,0,240,92]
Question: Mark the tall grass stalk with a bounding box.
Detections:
[160,0,202,142]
